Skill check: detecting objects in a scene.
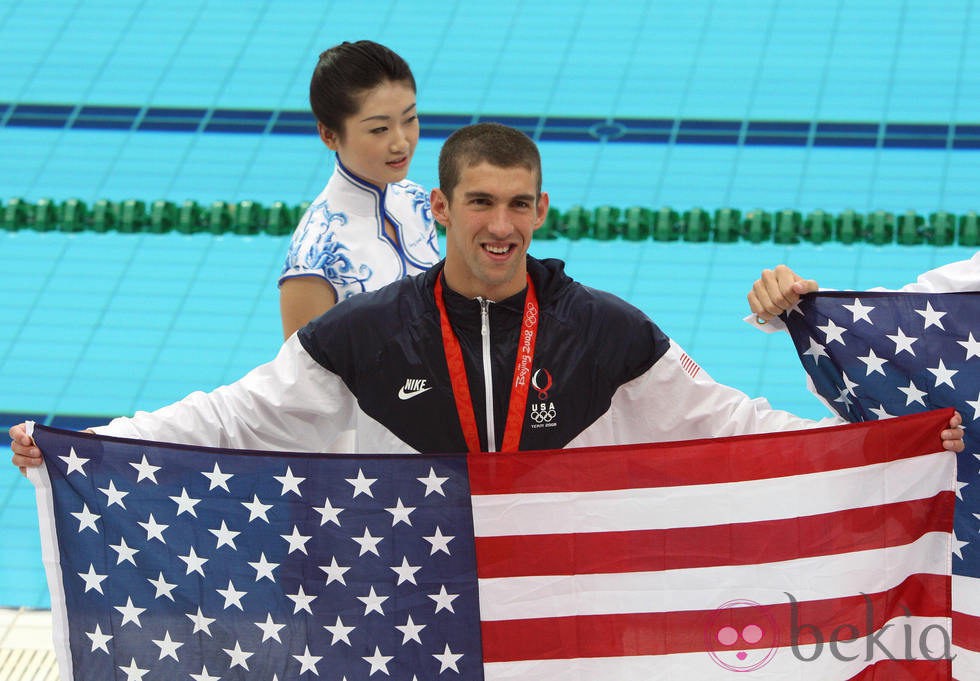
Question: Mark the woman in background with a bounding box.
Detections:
[279,40,440,339]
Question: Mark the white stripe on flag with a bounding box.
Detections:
[472,452,951,536]
[955,574,980,618]
[478,531,949,621]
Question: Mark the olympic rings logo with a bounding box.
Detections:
[530,406,556,423]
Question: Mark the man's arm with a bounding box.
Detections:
[11,334,356,471]
[569,340,964,452]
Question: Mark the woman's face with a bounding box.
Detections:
[320,80,419,188]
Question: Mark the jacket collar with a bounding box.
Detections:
[330,156,387,219]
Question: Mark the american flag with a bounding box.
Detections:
[782,290,980,680]
[31,413,955,681]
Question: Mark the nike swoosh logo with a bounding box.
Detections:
[398,386,433,400]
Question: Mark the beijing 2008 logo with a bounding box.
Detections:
[704,599,779,672]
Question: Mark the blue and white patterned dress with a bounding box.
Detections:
[280,157,440,297]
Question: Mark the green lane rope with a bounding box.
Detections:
[2,198,977,246]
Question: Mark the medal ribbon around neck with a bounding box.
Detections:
[434,273,538,453]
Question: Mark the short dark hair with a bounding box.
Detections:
[309,41,416,135]
[438,122,542,199]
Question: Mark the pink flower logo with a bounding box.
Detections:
[705,599,779,672]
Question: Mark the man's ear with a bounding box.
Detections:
[317,122,339,150]
[533,191,550,232]
[430,188,451,228]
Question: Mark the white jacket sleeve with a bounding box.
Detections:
[568,341,843,448]
[91,335,354,452]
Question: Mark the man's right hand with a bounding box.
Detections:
[10,423,41,476]
[748,264,819,322]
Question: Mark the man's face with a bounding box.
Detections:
[432,161,548,301]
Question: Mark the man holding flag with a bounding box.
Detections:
[7,122,967,680]
[15,123,963,460]
[746,254,979,679]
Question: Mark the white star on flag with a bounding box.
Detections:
[324,616,356,646]
[129,454,160,483]
[423,526,454,555]
[417,467,448,496]
[169,487,201,517]
[71,503,100,533]
[118,658,149,681]
[857,348,888,376]
[98,479,128,508]
[358,586,388,616]
[313,497,343,526]
[147,572,177,600]
[292,646,322,675]
[817,318,847,345]
[114,597,146,628]
[152,631,183,661]
[189,665,220,681]
[202,462,233,492]
[59,447,89,476]
[390,556,422,585]
[886,327,918,355]
[286,585,317,614]
[362,647,394,676]
[209,520,240,549]
[898,379,929,406]
[927,358,959,388]
[274,466,305,496]
[241,494,272,523]
[178,546,208,576]
[433,643,464,673]
[429,585,459,613]
[255,613,285,643]
[248,553,278,582]
[396,615,426,645]
[186,607,215,636]
[223,641,253,670]
[85,623,112,653]
[78,564,107,594]
[319,557,350,585]
[385,498,415,525]
[138,513,168,543]
[959,332,980,360]
[352,527,383,556]
[281,525,312,554]
[802,336,828,363]
[915,300,947,329]
[346,468,377,498]
[843,298,875,323]
[216,580,247,610]
[109,536,139,565]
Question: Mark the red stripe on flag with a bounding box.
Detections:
[953,610,980,652]
[467,409,954,495]
[480,573,949,662]
[475,492,954,578]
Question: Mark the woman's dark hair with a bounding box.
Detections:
[309,41,416,136]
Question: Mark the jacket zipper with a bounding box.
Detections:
[478,298,496,451]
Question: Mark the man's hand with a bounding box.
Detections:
[942,411,965,453]
[748,264,819,322]
[10,423,41,476]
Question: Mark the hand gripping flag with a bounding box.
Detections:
[30,412,955,681]
[782,290,980,680]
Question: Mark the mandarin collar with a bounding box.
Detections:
[330,156,388,218]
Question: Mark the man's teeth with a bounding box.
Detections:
[485,245,509,254]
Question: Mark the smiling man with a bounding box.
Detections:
[11,123,964,465]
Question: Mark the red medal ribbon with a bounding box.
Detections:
[434,273,538,453]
